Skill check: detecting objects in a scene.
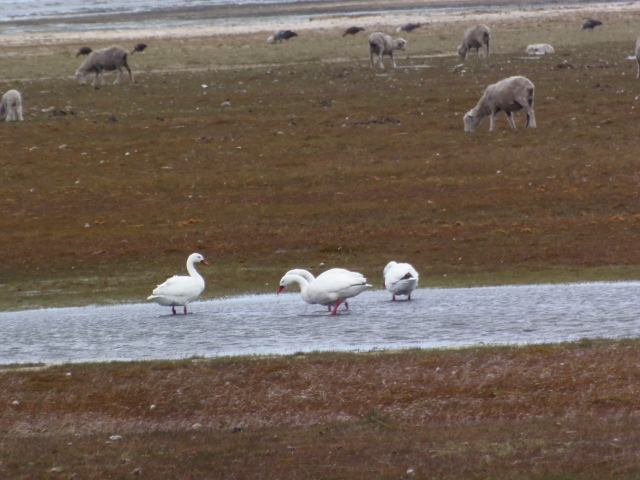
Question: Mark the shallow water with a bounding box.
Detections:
[1,282,638,364]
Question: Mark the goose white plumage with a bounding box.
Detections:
[278,270,371,315]
[383,261,419,300]
[148,253,209,314]
[284,268,366,310]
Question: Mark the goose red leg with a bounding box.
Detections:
[331,300,341,315]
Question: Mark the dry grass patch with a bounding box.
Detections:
[2,339,640,478]
[1,6,640,312]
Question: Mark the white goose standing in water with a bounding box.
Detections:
[284,268,366,311]
[278,270,371,315]
[148,253,209,314]
[383,261,419,301]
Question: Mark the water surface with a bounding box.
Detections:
[1,282,638,365]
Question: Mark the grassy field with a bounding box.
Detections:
[1,6,640,310]
[2,4,640,478]
[3,339,640,479]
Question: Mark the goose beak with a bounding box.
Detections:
[201,260,210,266]
[277,286,285,294]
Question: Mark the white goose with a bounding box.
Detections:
[284,268,367,311]
[278,270,371,315]
[148,253,209,314]
[383,261,419,301]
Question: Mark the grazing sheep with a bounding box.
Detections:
[75,46,92,57]
[267,30,298,43]
[581,19,602,31]
[458,24,491,60]
[397,22,422,33]
[131,43,147,54]
[0,89,23,122]
[75,45,133,86]
[525,44,554,55]
[343,26,364,37]
[368,31,407,69]
[636,36,640,79]
[463,76,536,133]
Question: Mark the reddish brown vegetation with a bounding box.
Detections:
[2,340,640,478]
[2,23,640,309]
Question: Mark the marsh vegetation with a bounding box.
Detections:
[2,4,640,477]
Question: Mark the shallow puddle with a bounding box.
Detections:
[1,282,638,364]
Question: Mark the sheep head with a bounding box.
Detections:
[457,45,468,59]
[394,38,407,51]
[75,69,89,84]
[463,111,482,133]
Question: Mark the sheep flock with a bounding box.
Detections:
[4,12,638,137]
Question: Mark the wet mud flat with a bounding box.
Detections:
[2,0,594,30]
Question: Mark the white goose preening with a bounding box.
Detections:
[148,253,209,314]
[278,270,371,315]
[383,261,419,301]
[284,268,367,311]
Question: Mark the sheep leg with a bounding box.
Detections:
[125,64,134,83]
[391,52,396,68]
[525,108,536,128]
[114,66,123,85]
[17,103,23,121]
[489,112,496,131]
[637,59,639,79]
[6,108,14,122]
[506,111,517,130]
[91,71,100,87]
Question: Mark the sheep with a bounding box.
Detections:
[463,76,536,133]
[636,36,640,79]
[581,19,602,31]
[458,24,491,60]
[75,45,133,87]
[397,22,422,33]
[368,32,407,69]
[343,26,364,37]
[0,90,23,122]
[75,46,92,57]
[267,30,298,43]
[525,44,554,55]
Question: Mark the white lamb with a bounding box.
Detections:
[0,89,23,122]
[525,44,554,55]
[463,76,536,133]
[75,46,134,87]
[458,24,491,60]
[368,31,407,69]
[635,36,640,79]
